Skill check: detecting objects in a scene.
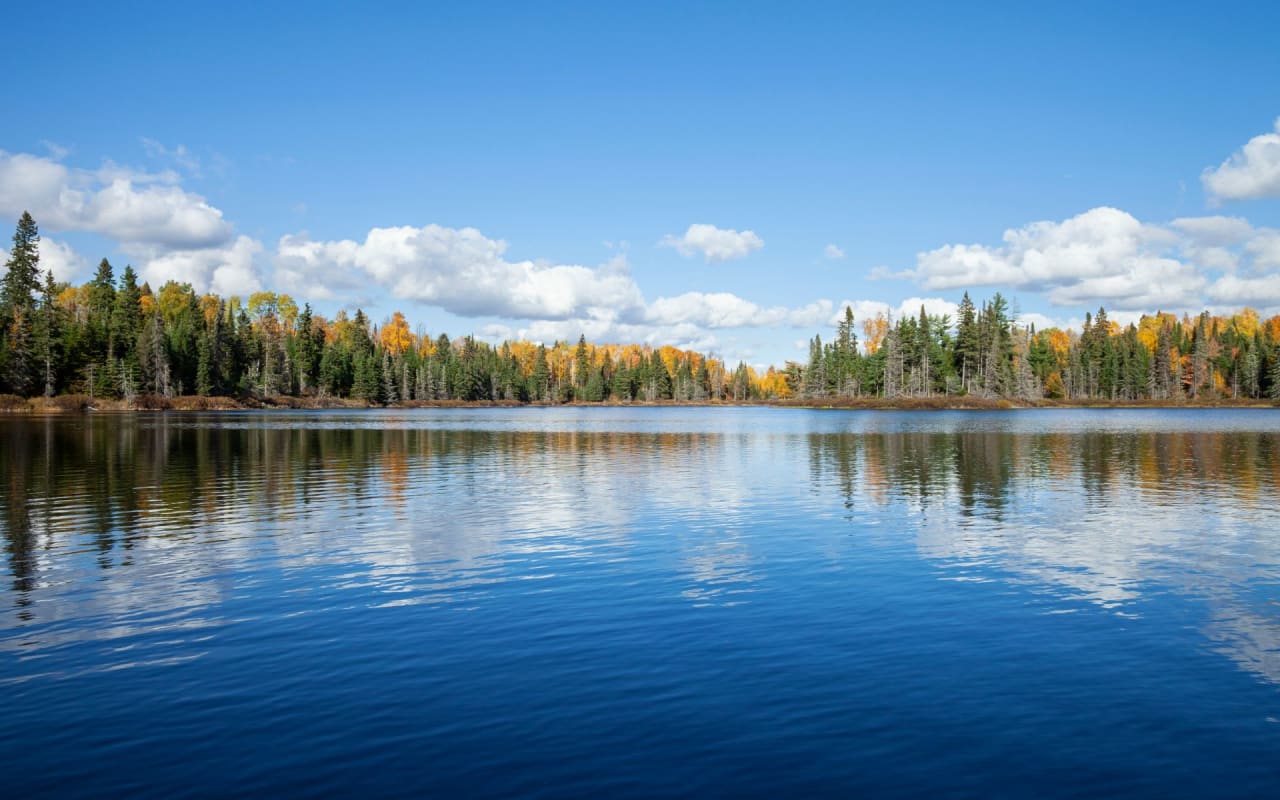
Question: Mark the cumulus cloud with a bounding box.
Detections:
[1202,117,1280,202]
[40,238,88,283]
[911,207,1173,294]
[908,206,1280,312]
[1247,229,1280,269]
[823,244,845,259]
[660,223,764,263]
[275,223,839,353]
[276,225,645,320]
[0,150,232,249]
[1206,274,1280,306]
[828,297,961,328]
[485,318,725,357]
[1170,215,1254,245]
[1016,312,1065,332]
[137,236,265,297]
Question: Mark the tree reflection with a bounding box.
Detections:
[2,414,1279,685]
[808,424,1280,684]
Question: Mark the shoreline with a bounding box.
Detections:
[3,394,1278,414]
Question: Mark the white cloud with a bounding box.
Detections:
[1170,215,1254,245]
[1044,257,1203,310]
[823,244,845,259]
[912,207,1171,292]
[905,207,1280,311]
[1247,230,1280,269]
[137,235,264,297]
[508,318,724,356]
[0,150,232,249]
[647,292,777,328]
[1016,312,1064,332]
[827,297,961,328]
[40,238,87,283]
[1202,117,1280,202]
[276,225,645,320]
[1206,274,1280,306]
[275,223,840,356]
[786,300,836,328]
[660,223,764,263]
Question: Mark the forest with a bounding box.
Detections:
[3,212,1280,406]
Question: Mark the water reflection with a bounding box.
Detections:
[810,426,1280,682]
[2,412,1280,688]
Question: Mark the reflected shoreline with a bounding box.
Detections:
[3,410,1280,685]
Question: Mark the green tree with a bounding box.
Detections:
[35,270,63,396]
[112,266,143,364]
[1,212,42,394]
[573,334,590,397]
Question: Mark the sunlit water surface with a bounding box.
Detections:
[3,408,1280,797]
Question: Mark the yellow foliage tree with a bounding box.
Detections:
[380,311,415,356]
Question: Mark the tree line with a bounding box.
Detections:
[3,212,1280,405]
[795,293,1280,401]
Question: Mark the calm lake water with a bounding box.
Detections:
[3,407,1280,797]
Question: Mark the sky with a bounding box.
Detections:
[3,0,1280,367]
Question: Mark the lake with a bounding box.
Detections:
[3,407,1280,797]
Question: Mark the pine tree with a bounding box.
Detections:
[1269,346,1280,400]
[138,312,172,396]
[955,291,978,393]
[112,266,143,368]
[195,328,214,396]
[35,271,62,397]
[382,350,398,403]
[650,351,672,400]
[530,344,550,401]
[573,334,590,397]
[610,364,633,401]
[804,334,826,398]
[830,306,856,395]
[1,212,41,394]
[295,303,318,392]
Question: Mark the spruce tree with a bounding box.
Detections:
[195,328,214,396]
[35,270,62,397]
[955,291,978,392]
[1,213,41,394]
[573,334,590,396]
[112,266,143,367]
[86,258,116,359]
[1269,347,1280,400]
[530,345,550,401]
[610,364,632,401]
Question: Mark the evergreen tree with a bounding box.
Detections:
[138,312,172,396]
[955,291,978,392]
[804,334,827,397]
[112,266,143,369]
[35,270,63,397]
[526,344,548,401]
[1269,346,1280,400]
[1,212,41,394]
[610,364,633,401]
[87,258,116,359]
[195,328,213,397]
[295,303,319,392]
[573,334,590,396]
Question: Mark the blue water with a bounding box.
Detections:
[2,408,1280,797]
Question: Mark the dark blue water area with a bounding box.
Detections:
[3,408,1280,797]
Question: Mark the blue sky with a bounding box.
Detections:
[3,1,1280,366]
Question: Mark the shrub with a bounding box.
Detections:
[51,394,93,412]
[0,394,30,412]
[132,393,173,411]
